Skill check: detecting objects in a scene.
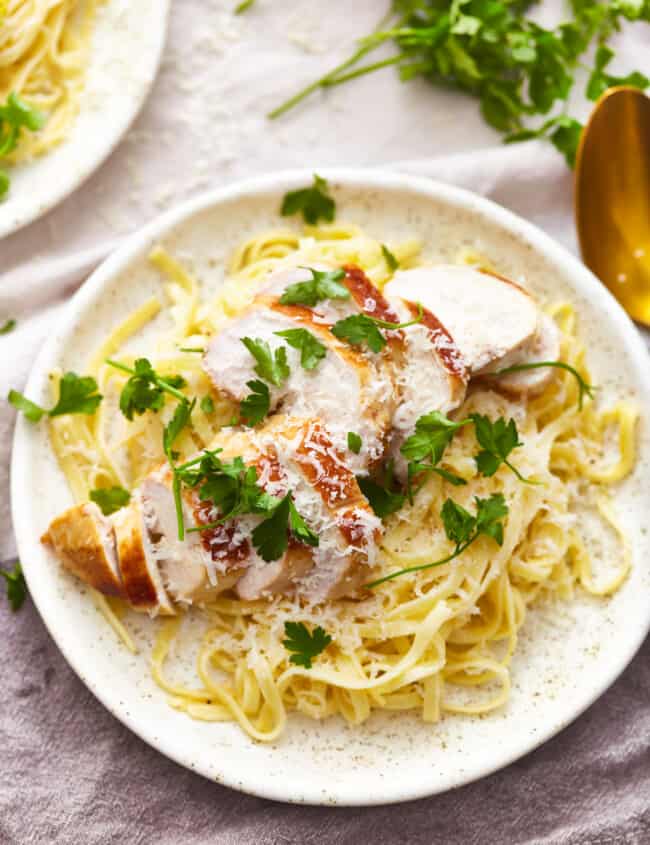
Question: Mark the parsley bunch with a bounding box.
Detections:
[270,1,650,166]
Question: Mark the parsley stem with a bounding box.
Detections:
[503,459,541,486]
[366,537,476,589]
[321,54,405,87]
[491,361,595,410]
[105,359,188,404]
[369,301,424,330]
[178,347,205,353]
[171,470,185,542]
[268,43,377,119]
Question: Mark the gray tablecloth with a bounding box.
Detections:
[3,0,650,841]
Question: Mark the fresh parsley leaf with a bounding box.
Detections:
[282,621,332,669]
[252,494,291,561]
[108,358,187,421]
[280,174,336,225]
[235,0,255,12]
[200,395,215,415]
[381,244,399,271]
[49,373,103,417]
[9,372,102,422]
[347,431,362,454]
[367,493,508,588]
[1,562,27,612]
[251,494,318,561]
[491,360,595,409]
[279,267,349,307]
[357,474,405,519]
[288,499,320,547]
[0,318,16,334]
[332,314,386,353]
[8,389,46,422]
[163,399,195,461]
[331,304,424,353]
[471,414,533,483]
[275,327,327,370]
[474,492,509,547]
[440,498,476,546]
[89,486,131,516]
[240,379,271,426]
[401,411,470,465]
[241,337,290,387]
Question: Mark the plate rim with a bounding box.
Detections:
[0,0,172,239]
[11,167,650,805]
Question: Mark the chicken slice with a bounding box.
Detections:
[386,297,468,471]
[384,265,539,369]
[203,266,395,470]
[140,467,228,605]
[42,502,124,598]
[258,416,381,602]
[112,495,175,614]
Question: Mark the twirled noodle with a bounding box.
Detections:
[0,0,102,162]
[48,224,639,741]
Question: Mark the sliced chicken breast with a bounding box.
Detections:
[203,265,396,470]
[386,297,468,464]
[42,502,124,598]
[258,416,381,602]
[113,495,175,614]
[385,265,540,374]
[141,466,219,604]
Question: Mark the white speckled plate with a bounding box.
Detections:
[0,0,170,239]
[11,170,650,805]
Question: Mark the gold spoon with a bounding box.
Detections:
[575,86,650,326]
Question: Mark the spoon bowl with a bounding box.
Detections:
[575,87,650,326]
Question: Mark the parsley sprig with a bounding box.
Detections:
[400,410,472,492]
[279,267,349,307]
[280,174,336,225]
[252,494,319,561]
[2,561,27,612]
[9,372,102,422]
[331,302,423,353]
[270,1,650,167]
[240,379,270,426]
[367,493,508,588]
[177,450,280,532]
[275,328,327,370]
[1,92,45,199]
[283,621,332,669]
[471,413,537,484]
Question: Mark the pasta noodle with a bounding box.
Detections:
[0,0,103,162]
[49,224,639,741]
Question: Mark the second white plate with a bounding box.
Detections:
[0,0,170,239]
